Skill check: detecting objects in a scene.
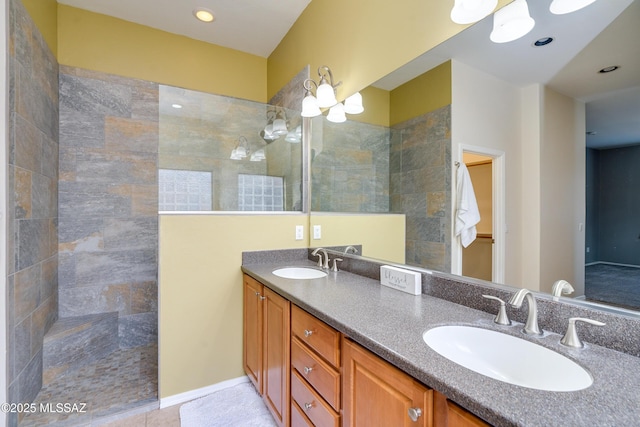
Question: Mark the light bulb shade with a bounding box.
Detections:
[250,149,266,161]
[490,0,535,43]
[301,94,322,117]
[343,92,364,114]
[272,118,288,136]
[549,0,596,14]
[316,82,338,108]
[326,103,347,123]
[450,0,498,24]
[285,130,301,143]
[263,124,277,140]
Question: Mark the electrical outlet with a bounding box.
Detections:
[295,225,304,240]
[313,225,322,240]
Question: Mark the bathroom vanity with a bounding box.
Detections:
[241,249,640,427]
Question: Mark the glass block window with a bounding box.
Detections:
[238,174,284,211]
[159,169,212,211]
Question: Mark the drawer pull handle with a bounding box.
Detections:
[304,402,314,411]
[303,366,313,375]
[408,407,422,422]
[304,329,314,337]
[259,295,266,300]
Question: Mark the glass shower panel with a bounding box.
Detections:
[159,85,303,211]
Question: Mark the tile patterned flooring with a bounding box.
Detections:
[20,345,159,427]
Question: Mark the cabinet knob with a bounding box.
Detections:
[255,291,260,296]
[408,407,422,422]
[304,402,314,411]
[304,329,314,337]
[303,366,313,375]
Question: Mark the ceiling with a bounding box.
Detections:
[58,0,639,149]
[56,0,312,58]
[375,0,639,149]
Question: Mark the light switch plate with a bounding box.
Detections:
[295,225,304,240]
[313,225,321,239]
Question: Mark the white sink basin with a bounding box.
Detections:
[423,325,592,391]
[272,267,327,279]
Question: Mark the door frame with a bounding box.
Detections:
[453,144,506,284]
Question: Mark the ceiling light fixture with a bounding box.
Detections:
[193,7,215,23]
[489,0,535,43]
[171,103,183,109]
[533,37,554,47]
[450,0,498,24]
[599,65,619,74]
[550,0,597,15]
[301,65,364,122]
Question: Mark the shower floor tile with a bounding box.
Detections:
[20,344,157,427]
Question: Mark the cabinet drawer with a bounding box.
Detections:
[291,337,340,411]
[291,305,340,367]
[291,400,314,427]
[291,370,340,427]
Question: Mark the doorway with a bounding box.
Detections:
[453,145,506,284]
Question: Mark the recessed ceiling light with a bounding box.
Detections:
[171,104,183,109]
[598,65,619,74]
[533,37,554,47]
[193,7,215,23]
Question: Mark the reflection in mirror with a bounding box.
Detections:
[159,85,303,212]
[310,0,640,315]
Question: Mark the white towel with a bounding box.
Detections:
[455,162,481,248]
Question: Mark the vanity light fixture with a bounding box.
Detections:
[230,136,250,160]
[193,7,215,23]
[550,0,597,15]
[271,110,289,136]
[285,125,302,143]
[489,0,535,43]
[450,0,498,24]
[301,65,364,122]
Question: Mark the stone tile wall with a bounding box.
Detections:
[58,66,159,348]
[311,120,391,212]
[390,105,452,272]
[7,0,59,417]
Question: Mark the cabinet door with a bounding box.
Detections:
[342,338,433,427]
[263,286,291,427]
[434,392,490,427]
[243,275,263,393]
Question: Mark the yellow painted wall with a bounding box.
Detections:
[22,0,58,56]
[159,214,308,398]
[390,61,452,126]
[267,0,511,101]
[57,5,267,102]
[309,214,406,264]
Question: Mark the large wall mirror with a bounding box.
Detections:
[308,0,640,316]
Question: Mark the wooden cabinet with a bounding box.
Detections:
[290,305,341,427]
[244,274,490,427]
[342,337,433,427]
[434,392,490,427]
[243,275,290,427]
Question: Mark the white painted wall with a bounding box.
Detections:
[451,60,523,288]
[540,86,586,295]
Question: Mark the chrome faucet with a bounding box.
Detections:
[560,317,605,348]
[551,279,575,297]
[311,247,330,269]
[344,245,359,255]
[508,289,542,336]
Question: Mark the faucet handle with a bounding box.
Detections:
[560,317,605,348]
[482,295,512,326]
[331,258,343,272]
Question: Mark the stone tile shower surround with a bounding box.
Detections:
[58,66,160,348]
[391,106,452,273]
[7,0,59,417]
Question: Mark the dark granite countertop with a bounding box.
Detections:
[242,259,640,427]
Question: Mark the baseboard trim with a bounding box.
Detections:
[586,261,640,269]
[159,376,250,409]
